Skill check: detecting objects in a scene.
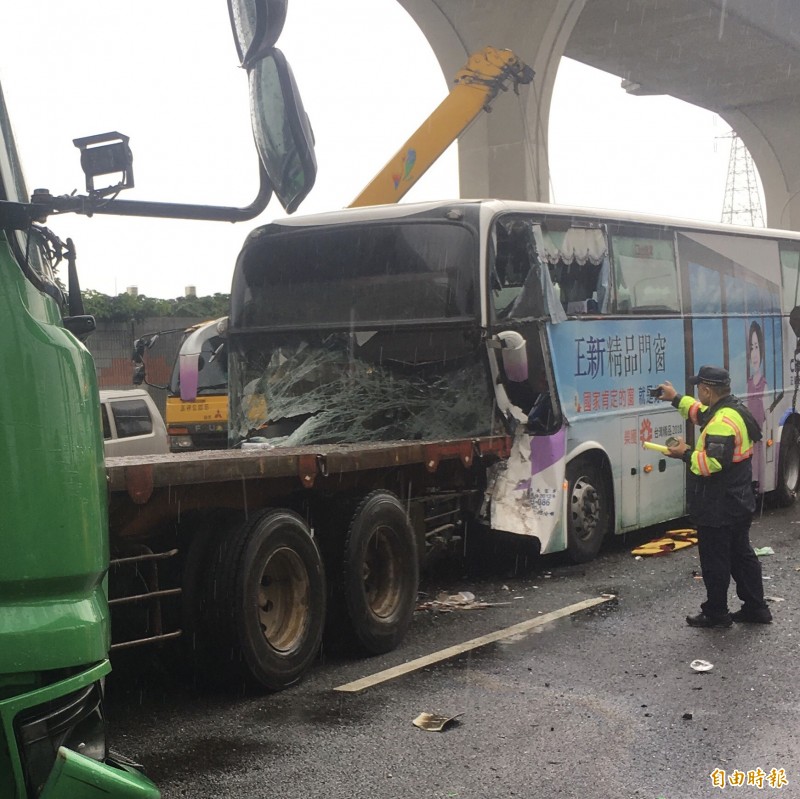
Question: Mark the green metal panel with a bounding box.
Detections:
[41,748,161,799]
[0,232,109,674]
[0,662,110,796]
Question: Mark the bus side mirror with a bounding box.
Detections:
[495,331,529,382]
[790,305,800,338]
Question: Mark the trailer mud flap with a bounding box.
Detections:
[489,426,567,553]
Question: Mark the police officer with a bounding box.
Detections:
[656,366,772,628]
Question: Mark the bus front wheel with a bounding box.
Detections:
[566,458,611,563]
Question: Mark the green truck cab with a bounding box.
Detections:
[0,83,159,797]
[0,3,315,793]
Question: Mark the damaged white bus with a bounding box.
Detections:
[227,199,800,562]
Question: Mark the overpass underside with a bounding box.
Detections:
[397,0,800,231]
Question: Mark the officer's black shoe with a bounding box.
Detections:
[686,612,733,628]
[731,607,773,624]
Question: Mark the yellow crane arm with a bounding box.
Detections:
[349,46,534,208]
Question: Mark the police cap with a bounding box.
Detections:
[688,365,731,387]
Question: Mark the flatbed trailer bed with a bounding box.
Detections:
[104,436,511,689]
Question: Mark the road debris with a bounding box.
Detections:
[416,591,509,612]
[690,659,714,672]
[412,712,462,732]
[754,546,775,556]
[765,595,785,603]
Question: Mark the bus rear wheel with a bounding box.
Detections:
[775,419,800,507]
[565,458,610,563]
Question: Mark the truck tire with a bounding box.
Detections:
[775,419,800,507]
[205,509,326,691]
[341,491,419,655]
[565,458,610,563]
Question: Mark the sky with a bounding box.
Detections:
[0,1,740,299]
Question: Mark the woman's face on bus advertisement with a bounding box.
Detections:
[749,328,762,374]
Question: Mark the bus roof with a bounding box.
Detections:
[262,199,800,243]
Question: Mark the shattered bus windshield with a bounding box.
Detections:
[228,219,499,446]
[232,220,477,328]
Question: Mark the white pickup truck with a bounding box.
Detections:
[99,388,169,457]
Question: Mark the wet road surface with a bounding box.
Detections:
[107,502,799,798]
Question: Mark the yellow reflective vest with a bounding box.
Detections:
[674,393,760,523]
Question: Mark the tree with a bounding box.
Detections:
[82,291,229,322]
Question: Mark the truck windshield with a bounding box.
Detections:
[0,83,26,204]
[0,84,57,290]
[231,221,477,329]
[168,332,228,396]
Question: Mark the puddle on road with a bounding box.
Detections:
[247,688,384,728]
[135,737,286,783]
[113,689,384,784]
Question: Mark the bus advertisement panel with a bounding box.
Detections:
[484,202,800,561]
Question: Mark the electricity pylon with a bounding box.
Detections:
[721,133,764,227]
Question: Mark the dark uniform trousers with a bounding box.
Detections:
[697,518,767,618]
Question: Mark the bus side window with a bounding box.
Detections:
[536,225,608,315]
[492,220,534,318]
[552,260,603,314]
[610,232,680,313]
[780,246,800,314]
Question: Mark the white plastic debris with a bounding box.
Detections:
[690,659,714,672]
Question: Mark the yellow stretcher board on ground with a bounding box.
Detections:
[631,529,698,557]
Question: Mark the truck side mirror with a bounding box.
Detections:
[250,48,316,213]
[131,338,147,384]
[228,0,287,68]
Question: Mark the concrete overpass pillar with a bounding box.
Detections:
[397,0,587,201]
[726,104,800,233]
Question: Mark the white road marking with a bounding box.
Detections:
[334,594,616,693]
